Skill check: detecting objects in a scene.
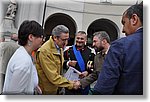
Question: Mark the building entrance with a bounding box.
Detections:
[44,13,77,46]
[87,18,119,46]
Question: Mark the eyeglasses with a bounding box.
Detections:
[34,35,44,39]
[58,37,69,42]
[34,35,45,42]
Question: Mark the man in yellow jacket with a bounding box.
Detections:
[36,25,79,95]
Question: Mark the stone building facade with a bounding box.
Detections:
[0,0,142,45]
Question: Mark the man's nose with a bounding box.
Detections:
[65,40,68,45]
[78,38,82,42]
[92,43,95,47]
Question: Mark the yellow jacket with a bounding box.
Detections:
[36,36,73,94]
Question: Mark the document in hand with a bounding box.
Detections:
[64,67,81,81]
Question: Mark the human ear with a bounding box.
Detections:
[130,14,138,26]
[53,35,58,41]
[28,34,34,41]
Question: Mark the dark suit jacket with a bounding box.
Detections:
[64,45,95,72]
[94,28,143,95]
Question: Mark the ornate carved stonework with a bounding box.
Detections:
[0,0,17,41]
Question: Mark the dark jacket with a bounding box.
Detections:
[64,45,95,73]
[94,28,143,95]
[80,52,106,88]
[64,45,95,95]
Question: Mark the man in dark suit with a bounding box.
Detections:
[94,3,143,95]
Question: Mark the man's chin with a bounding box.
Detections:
[76,44,84,47]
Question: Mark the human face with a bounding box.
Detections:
[56,33,69,49]
[121,13,135,36]
[92,36,104,52]
[75,33,87,48]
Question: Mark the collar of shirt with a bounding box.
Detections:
[54,42,60,54]
[105,45,110,55]
[136,26,143,32]
[100,45,110,57]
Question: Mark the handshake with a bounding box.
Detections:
[72,80,81,90]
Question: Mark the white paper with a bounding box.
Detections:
[64,67,81,81]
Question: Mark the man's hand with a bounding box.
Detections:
[79,71,88,79]
[68,60,77,67]
[73,80,81,90]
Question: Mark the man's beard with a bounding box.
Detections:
[95,46,104,52]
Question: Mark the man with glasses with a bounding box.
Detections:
[64,31,95,95]
[36,25,80,95]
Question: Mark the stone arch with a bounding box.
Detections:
[87,18,119,46]
[44,13,77,46]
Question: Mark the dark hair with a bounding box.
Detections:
[124,3,143,25]
[93,31,110,44]
[18,20,44,46]
[52,25,69,36]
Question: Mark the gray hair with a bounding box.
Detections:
[52,25,69,36]
[93,31,110,44]
[76,30,87,38]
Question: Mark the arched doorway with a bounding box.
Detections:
[87,18,119,46]
[44,13,77,46]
